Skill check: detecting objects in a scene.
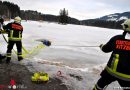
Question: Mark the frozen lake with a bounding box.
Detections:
[0,21,123,90]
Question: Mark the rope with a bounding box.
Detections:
[1,33,17,54]
[52,45,99,47]
[1,31,30,55]
[56,71,68,80]
[36,39,99,47]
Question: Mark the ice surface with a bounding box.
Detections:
[1,20,123,90]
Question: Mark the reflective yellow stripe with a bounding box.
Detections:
[10,30,13,38]
[9,37,22,40]
[19,32,21,38]
[113,59,118,71]
[6,55,11,57]
[6,56,11,57]
[106,54,130,80]
[9,30,22,41]
[106,66,130,79]
[113,54,119,71]
[18,55,23,57]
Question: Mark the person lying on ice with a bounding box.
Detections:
[93,19,130,90]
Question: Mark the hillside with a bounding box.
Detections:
[80,11,130,29]
[98,11,130,21]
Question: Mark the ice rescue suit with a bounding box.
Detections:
[94,32,130,90]
[4,22,23,62]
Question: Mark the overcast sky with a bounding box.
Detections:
[2,0,130,20]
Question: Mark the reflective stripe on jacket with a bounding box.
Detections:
[3,22,23,41]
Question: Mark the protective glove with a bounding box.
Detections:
[0,29,7,34]
[42,40,51,46]
[99,44,104,50]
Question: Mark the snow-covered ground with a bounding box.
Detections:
[0,21,123,90]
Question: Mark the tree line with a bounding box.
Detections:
[81,19,124,30]
[0,0,20,19]
[0,1,79,24]
[21,8,80,25]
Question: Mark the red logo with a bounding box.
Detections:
[116,40,130,50]
[10,79,16,86]
[10,79,16,89]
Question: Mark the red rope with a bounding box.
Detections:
[56,71,68,80]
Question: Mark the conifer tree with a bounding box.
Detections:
[59,8,68,24]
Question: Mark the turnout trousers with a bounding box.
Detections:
[6,40,23,61]
[93,70,130,90]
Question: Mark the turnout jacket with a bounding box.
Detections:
[3,22,23,41]
[102,32,130,81]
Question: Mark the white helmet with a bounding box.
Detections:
[14,16,21,23]
[121,19,130,31]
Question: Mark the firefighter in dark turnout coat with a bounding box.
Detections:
[93,19,130,90]
[3,16,23,63]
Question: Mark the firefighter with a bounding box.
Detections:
[3,16,23,64]
[93,19,130,90]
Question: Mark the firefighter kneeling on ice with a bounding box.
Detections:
[3,16,23,64]
[93,19,130,90]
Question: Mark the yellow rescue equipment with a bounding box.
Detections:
[31,72,49,83]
